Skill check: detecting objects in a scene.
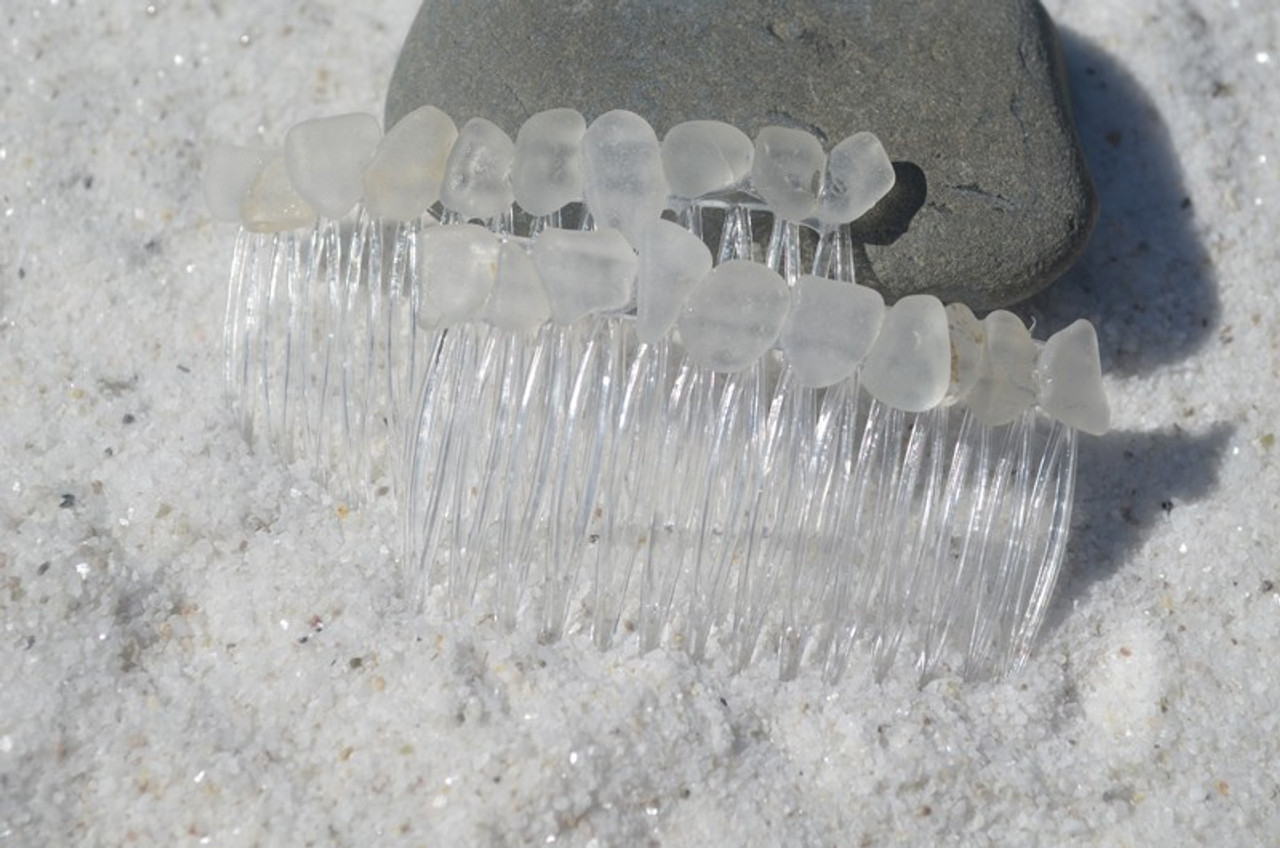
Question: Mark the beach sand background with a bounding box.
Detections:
[2,1,1277,844]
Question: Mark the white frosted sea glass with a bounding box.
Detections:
[418,223,500,325]
[944,302,986,406]
[582,110,669,242]
[241,154,316,233]
[531,228,638,325]
[284,112,381,220]
[512,108,587,216]
[751,126,824,221]
[966,310,1038,426]
[440,118,516,220]
[635,218,713,344]
[205,145,272,222]
[1038,319,1109,435]
[661,120,754,200]
[815,131,896,228]
[860,294,950,412]
[363,105,458,221]
[677,260,790,372]
[779,275,885,388]
[484,242,551,331]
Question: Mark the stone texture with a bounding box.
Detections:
[385,0,1097,310]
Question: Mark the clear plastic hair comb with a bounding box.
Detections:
[206,105,1108,683]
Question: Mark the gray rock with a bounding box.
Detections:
[385,0,1097,310]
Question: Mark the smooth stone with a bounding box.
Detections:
[386,0,1097,309]
[440,118,516,220]
[417,223,499,326]
[284,113,382,220]
[1037,319,1109,435]
[677,260,790,373]
[752,126,824,222]
[485,242,550,331]
[965,310,1038,427]
[364,104,457,221]
[778,275,884,388]
[661,120,754,201]
[635,218,713,344]
[581,110,669,244]
[531,228,638,325]
[815,132,896,229]
[204,145,271,223]
[943,302,985,406]
[860,294,950,413]
[512,108,587,217]
[241,155,316,233]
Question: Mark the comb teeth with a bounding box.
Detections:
[213,106,1106,682]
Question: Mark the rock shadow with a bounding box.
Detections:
[848,161,928,288]
[1041,422,1234,635]
[1018,28,1220,377]
[1014,29,1228,630]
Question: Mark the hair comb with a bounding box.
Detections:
[205,98,1108,683]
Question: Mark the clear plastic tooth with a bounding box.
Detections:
[963,411,1035,676]
[541,318,625,643]
[686,359,767,663]
[751,126,824,222]
[777,376,859,681]
[661,120,754,201]
[363,105,458,222]
[284,112,382,220]
[1006,418,1076,671]
[440,118,516,221]
[730,364,809,672]
[590,320,663,651]
[512,108,587,217]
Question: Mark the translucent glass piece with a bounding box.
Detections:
[484,241,550,331]
[1038,319,1109,435]
[635,218,713,343]
[751,126,824,221]
[418,223,500,325]
[512,108,587,216]
[440,118,516,220]
[531,228,638,325]
[363,104,458,221]
[815,131,896,228]
[966,310,1038,426]
[241,154,316,233]
[284,112,381,219]
[944,302,986,405]
[860,294,950,412]
[661,120,754,200]
[204,144,271,222]
[677,260,790,372]
[779,275,885,387]
[582,110,669,242]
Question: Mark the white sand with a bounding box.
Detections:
[2,1,1277,844]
